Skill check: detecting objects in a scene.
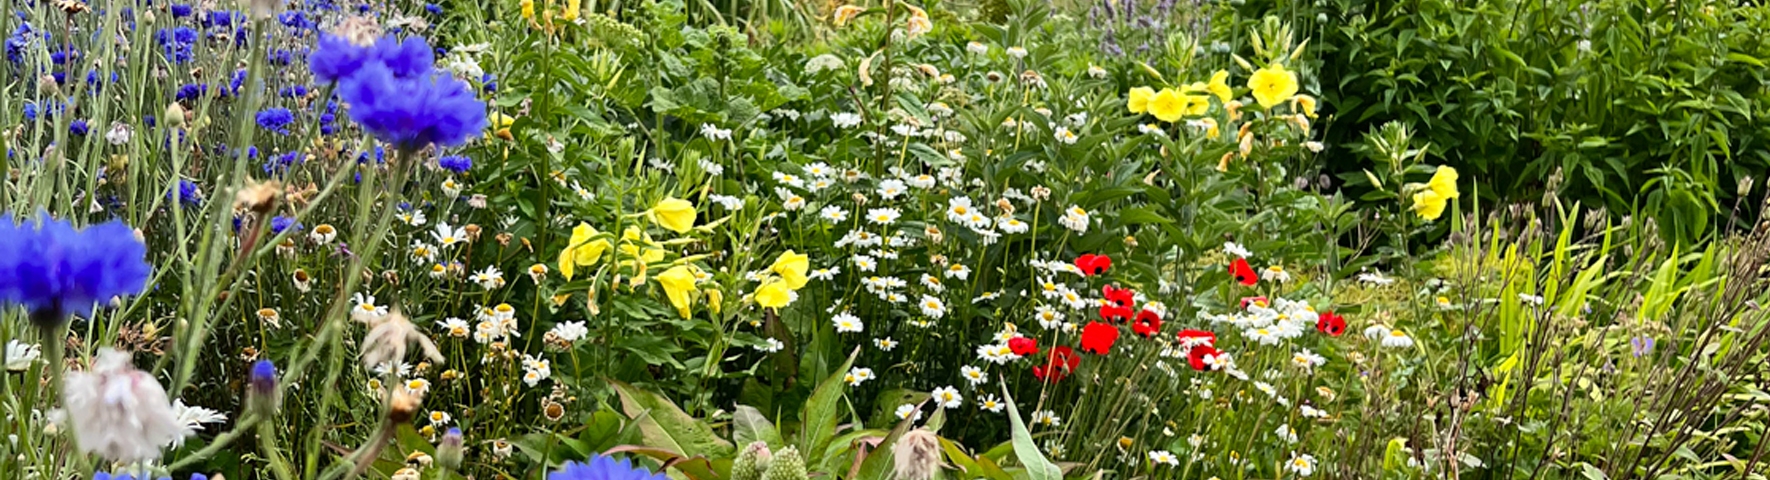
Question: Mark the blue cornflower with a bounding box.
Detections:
[227,68,247,96]
[263,151,304,175]
[338,63,486,151]
[256,108,295,134]
[168,178,202,206]
[0,215,152,325]
[549,455,666,480]
[202,11,239,28]
[319,113,337,134]
[155,27,198,63]
[70,120,90,136]
[278,11,314,31]
[481,73,498,93]
[425,3,443,14]
[5,23,32,64]
[438,155,472,174]
[278,84,309,98]
[23,102,37,121]
[50,71,65,85]
[170,4,193,17]
[269,48,295,66]
[175,83,207,101]
[269,216,302,234]
[94,473,209,480]
[308,34,433,84]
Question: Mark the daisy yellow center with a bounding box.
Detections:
[1391,330,1407,337]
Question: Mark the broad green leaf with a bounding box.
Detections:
[608,379,734,458]
[800,346,861,466]
[1000,384,1060,480]
[732,405,782,447]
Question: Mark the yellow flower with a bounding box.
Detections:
[650,197,697,234]
[1147,88,1188,123]
[619,227,667,265]
[558,223,611,280]
[1183,94,1210,117]
[1207,70,1233,104]
[656,265,698,318]
[1412,188,1449,221]
[833,5,865,27]
[491,112,516,129]
[1292,94,1318,118]
[755,278,794,309]
[1426,165,1460,199]
[1247,64,1299,110]
[770,250,811,290]
[521,0,535,20]
[561,0,581,21]
[1126,87,1156,114]
[704,288,723,314]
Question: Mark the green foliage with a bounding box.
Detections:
[1310,0,1770,245]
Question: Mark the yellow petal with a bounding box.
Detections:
[1127,87,1155,114]
[650,197,697,234]
[770,250,811,290]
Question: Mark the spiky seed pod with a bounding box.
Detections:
[761,445,807,480]
[731,441,773,480]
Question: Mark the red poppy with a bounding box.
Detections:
[1316,311,1347,337]
[1176,329,1217,348]
[1187,345,1222,371]
[1075,254,1113,277]
[1033,346,1081,382]
[1099,304,1134,323]
[1131,309,1162,337]
[1102,284,1136,308]
[1228,258,1258,286]
[1079,321,1119,355]
[1008,336,1040,356]
[1239,296,1269,310]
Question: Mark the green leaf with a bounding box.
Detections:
[1116,206,1172,225]
[852,415,913,480]
[608,378,734,458]
[1000,384,1060,480]
[799,346,861,467]
[732,405,782,447]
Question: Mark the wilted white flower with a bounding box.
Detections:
[5,340,40,371]
[61,349,184,462]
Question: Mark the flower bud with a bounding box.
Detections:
[248,359,280,414]
[436,428,464,470]
[165,103,187,128]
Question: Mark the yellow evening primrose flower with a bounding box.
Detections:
[558,223,611,280]
[1292,94,1318,118]
[1147,88,1188,123]
[520,0,535,21]
[1183,94,1210,117]
[1126,87,1156,114]
[1248,64,1300,110]
[656,265,698,318]
[561,0,581,21]
[704,288,723,314]
[619,227,668,265]
[490,112,516,129]
[833,5,865,27]
[770,250,811,290]
[1426,165,1460,200]
[1412,188,1449,221]
[1207,70,1233,104]
[755,278,794,309]
[650,197,697,234]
